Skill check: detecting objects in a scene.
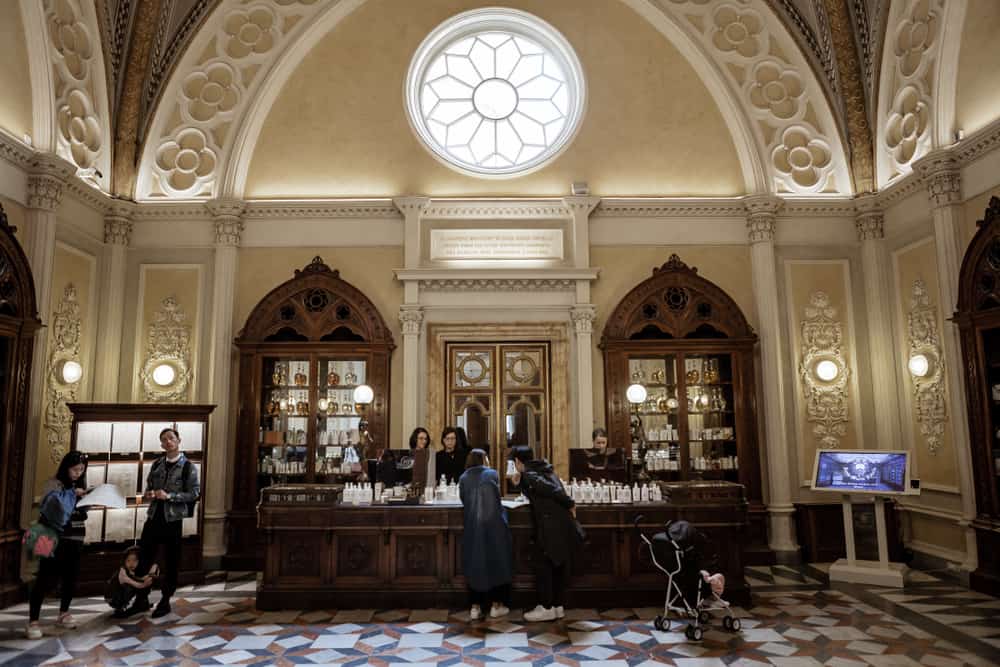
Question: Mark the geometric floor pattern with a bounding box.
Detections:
[0,566,996,666]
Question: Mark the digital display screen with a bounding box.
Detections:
[813,451,909,494]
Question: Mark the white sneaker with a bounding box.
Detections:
[555,606,565,619]
[490,604,510,618]
[469,606,481,621]
[56,613,77,629]
[25,623,42,639]
[523,605,557,622]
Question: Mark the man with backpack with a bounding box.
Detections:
[126,427,199,618]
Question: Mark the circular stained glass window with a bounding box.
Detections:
[405,8,586,177]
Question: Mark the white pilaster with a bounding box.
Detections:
[203,199,245,558]
[21,155,72,525]
[393,197,429,270]
[744,194,799,556]
[399,305,424,439]
[93,201,133,401]
[571,305,597,446]
[855,195,902,449]
[563,196,600,269]
[915,150,978,572]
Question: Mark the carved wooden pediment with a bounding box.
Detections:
[0,205,39,322]
[237,256,395,347]
[600,254,755,344]
[957,196,1000,314]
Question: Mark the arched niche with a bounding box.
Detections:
[228,256,394,569]
[0,204,41,605]
[955,196,1000,596]
[600,254,769,563]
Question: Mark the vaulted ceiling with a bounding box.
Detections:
[5,0,995,201]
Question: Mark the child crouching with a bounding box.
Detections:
[105,546,158,618]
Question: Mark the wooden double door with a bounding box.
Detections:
[446,343,551,488]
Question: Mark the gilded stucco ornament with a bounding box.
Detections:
[799,291,850,448]
[44,285,82,464]
[907,279,946,455]
[140,296,193,403]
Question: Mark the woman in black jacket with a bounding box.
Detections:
[435,427,467,484]
[510,446,578,622]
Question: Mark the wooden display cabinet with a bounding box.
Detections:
[0,205,41,606]
[600,254,770,563]
[955,196,1000,595]
[67,403,214,595]
[227,257,395,569]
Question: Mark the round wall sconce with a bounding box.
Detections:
[60,360,83,384]
[353,384,375,405]
[626,383,648,404]
[814,359,839,382]
[151,363,177,387]
[908,353,930,378]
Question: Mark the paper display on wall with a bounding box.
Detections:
[106,463,138,500]
[87,465,106,486]
[141,461,154,493]
[83,509,104,544]
[142,422,174,452]
[135,507,147,536]
[77,422,112,453]
[105,508,136,542]
[77,484,127,509]
[175,422,204,451]
[111,423,141,453]
[183,503,198,537]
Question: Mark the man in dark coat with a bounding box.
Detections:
[510,446,578,622]
[459,449,512,620]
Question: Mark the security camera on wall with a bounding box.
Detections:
[810,449,920,496]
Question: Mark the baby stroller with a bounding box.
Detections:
[635,517,742,641]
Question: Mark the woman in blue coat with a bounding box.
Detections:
[459,449,512,621]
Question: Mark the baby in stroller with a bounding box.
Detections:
[636,518,742,641]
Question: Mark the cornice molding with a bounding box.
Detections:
[395,268,600,292]
[422,200,570,219]
[245,200,400,220]
[951,115,1000,166]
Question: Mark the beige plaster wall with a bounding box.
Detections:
[136,267,203,402]
[785,261,859,482]
[589,246,755,429]
[0,2,33,140]
[246,0,744,198]
[34,244,97,489]
[908,511,964,555]
[955,0,1000,137]
[235,248,404,448]
[893,237,958,491]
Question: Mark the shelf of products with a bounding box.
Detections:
[67,403,214,593]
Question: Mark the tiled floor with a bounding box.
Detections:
[0,566,997,666]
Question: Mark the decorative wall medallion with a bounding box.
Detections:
[907,279,946,455]
[44,285,82,464]
[140,296,193,402]
[799,291,850,448]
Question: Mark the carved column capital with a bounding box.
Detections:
[854,194,884,241]
[393,196,430,218]
[398,305,424,335]
[207,199,246,246]
[104,201,134,246]
[570,305,597,334]
[26,173,66,212]
[915,149,962,209]
[743,194,783,244]
[562,196,601,217]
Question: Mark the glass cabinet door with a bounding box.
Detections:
[683,353,739,482]
[983,328,1000,512]
[629,355,681,478]
[258,357,311,490]
[315,357,367,481]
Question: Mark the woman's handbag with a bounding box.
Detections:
[23,521,60,559]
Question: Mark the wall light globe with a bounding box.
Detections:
[61,360,83,384]
[151,363,176,386]
[626,383,648,404]
[815,360,839,382]
[908,354,930,378]
[353,384,375,405]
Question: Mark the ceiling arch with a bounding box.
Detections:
[136,0,853,201]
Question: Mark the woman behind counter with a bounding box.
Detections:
[436,427,467,484]
[459,449,512,620]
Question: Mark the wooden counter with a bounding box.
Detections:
[256,482,750,610]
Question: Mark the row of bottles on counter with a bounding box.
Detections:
[568,480,662,503]
[426,476,461,503]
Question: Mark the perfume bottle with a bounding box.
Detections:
[344,363,358,385]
